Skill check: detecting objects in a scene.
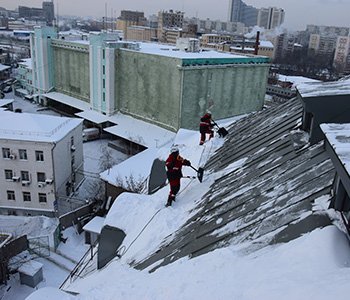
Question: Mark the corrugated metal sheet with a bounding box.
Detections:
[134,98,335,272]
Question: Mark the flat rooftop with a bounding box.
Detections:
[126,42,270,65]
[297,76,350,98]
[321,123,350,177]
[64,38,270,65]
[0,110,82,142]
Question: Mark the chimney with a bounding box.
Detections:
[254,31,260,55]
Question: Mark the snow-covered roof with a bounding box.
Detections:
[0,98,14,107]
[297,76,350,98]
[72,40,90,45]
[15,88,29,95]
[83,216,105,234]
[0,63,10,72]
[43,92,91,111]
[18,260,43,276]
[321,123,350,176]
[26,98,350,300]
[44,92,175,148]
[128,42,258,60]
[75,110,110,124]
[100,147,163,187]
[105,114,175,148]
[259,40,274,48]
[0,110,82,142]
[277,74,320,87]
[18,58,32,69]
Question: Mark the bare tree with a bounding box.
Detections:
[115,174,147,194]
[99,145,116,172]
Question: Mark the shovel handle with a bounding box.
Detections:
[190,165,199,172]
[212,120,220,129]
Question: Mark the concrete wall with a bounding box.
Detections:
[0,139,56,214]
[53,47,90,102]
[115,49,268,131]
[115,50,182,131]
[53,122,84,199]
[180,63,269,130]
[180,64,268,130]
[299,93,350,144]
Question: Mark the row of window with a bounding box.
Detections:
[4,169,46,182]
[7,190,47,203]
[2,148,44,161]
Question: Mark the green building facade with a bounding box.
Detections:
[32,27,270,132]
[115,50,269,131]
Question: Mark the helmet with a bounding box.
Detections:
[170,145,179,154]
[206,110,212,116]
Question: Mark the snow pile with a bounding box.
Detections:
[29,226,350,300]
[0,215,58,239]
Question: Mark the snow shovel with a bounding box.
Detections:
[190,166,204,183]
[212,120,228,138]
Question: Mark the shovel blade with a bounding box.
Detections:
[217,127,228,137]
[197,167,204,182]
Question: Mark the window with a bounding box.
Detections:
[37,172,46,183]
[21,171,30,181]
[2,148,10,159]
[23,192,31,202]
[5,169,13,180]
[103,65,105,75]
[7,190,15,201]
[103,79,105,89]
[35,151,44,161]
[19,149,27,160]
[38,193,47,203]
[71,136,74,146]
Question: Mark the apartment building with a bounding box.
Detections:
[308,33,337,59]
[257,7,285,30]
[15,58,34,98]
[116,10,147,40]
[228,0,258,27]
[126,26,157,42]
[201,34,233,48]
[0,111,83,216]
[157,10,184,42]
[333,36,350,72]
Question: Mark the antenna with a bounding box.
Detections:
[105,2,107,31]
[56,0,59,32]
[111,8,113,31]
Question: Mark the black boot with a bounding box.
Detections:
[166,194,175,207]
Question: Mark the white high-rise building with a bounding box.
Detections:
[257,7,285,30]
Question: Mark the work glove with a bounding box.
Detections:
[183,159,191,166]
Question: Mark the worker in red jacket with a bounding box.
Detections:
[165,146,191,207]
[199,111,214,145]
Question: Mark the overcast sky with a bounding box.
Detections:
[1,0,349,31]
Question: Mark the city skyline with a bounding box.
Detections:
[1,0,349,31]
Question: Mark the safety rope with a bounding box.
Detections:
[118,208,162,257]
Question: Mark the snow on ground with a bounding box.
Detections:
[3,258,69,300]
[57,227,90,263]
